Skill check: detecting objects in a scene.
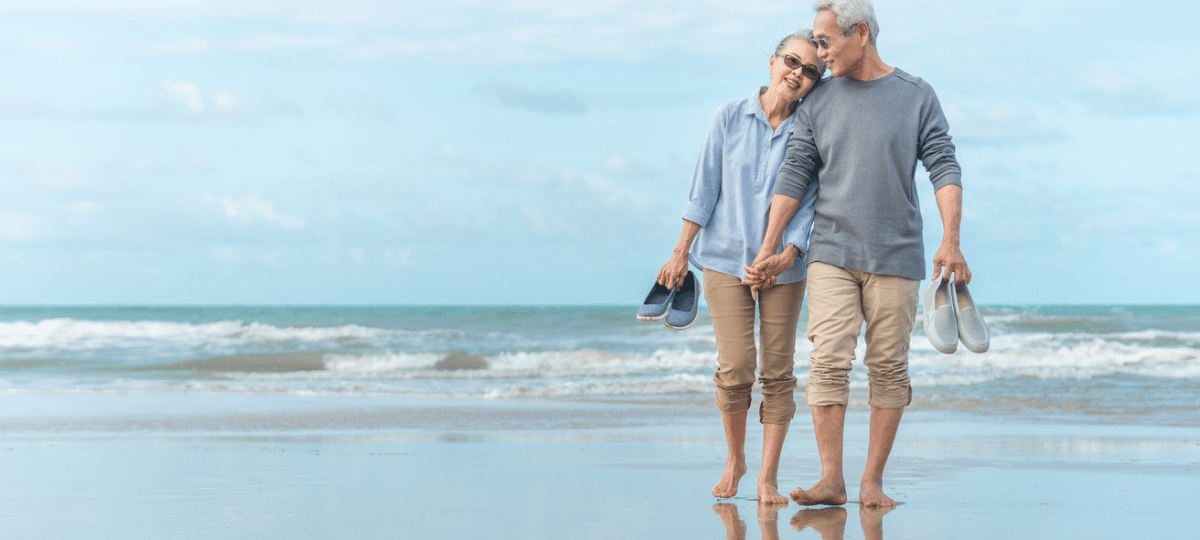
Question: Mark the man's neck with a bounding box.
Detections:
[847,46,894,82]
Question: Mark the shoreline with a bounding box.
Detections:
[1,393,1198,538]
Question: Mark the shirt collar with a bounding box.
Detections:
[746,87,799,134]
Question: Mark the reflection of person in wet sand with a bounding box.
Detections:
[713,503,787,540]
[712,503,747,540]
[791,505,892,540]
[791,507,847,540]
[716,501,892,540]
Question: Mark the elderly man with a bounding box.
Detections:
[745,0,970,508]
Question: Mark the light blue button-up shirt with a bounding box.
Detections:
[682,88,819,284]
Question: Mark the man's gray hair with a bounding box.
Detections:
[813,0,880,45]
[773,29,828,79]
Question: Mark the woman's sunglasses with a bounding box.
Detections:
[777,55,821,81]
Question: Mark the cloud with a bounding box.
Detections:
[1077,64,1200,116]
[475,80,585,115]
[600,151,651,177]
[211,88,241,111]
[0,209,51,242]
[163,81,205,114]
[941,100,1066,146]
[1152,239,1199,262]
[198,194,305,228]
[211,245,241,262]
[162,81,243,116]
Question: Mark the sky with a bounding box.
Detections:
[1,0,1198,305]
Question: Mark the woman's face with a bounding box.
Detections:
[769,38,821,101]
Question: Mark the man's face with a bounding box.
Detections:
[812,9,861,78]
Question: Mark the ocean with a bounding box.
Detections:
[1,304,1197,425]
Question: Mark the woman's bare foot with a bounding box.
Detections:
[858,480,896,508]
[789,477,848,506]
[757,477,789,505]
[713,460,747,498]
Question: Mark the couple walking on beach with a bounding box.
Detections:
[655,0,970,508]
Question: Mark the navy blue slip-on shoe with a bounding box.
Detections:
[637,280,676,321]
[665,271,700,330]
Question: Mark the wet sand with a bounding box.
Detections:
[1,394,1198,539]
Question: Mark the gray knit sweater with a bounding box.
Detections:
[774,68,961,280]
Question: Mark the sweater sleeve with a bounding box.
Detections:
[917,85,962,191]
[774,100,821,201]
[780,177,818,259]
[681,107,727,227]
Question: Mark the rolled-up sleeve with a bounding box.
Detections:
[918,88,962,192]
[682,109,727,227]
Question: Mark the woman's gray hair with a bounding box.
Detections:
[813,0,880,45]
[773,29,827,79]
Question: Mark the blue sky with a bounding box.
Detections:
[1,0,1198,305]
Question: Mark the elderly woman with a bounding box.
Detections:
[656,30,824,504]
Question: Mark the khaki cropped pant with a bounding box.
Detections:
[804,261,920,410]
[704,268,804,425]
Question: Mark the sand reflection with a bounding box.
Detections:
[716,502,895,540]
[791,507,847,539]
[713,502,790,540]
[713,503,746,540]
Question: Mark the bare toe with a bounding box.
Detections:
[757,481,789,505]
[858,482,896,508]
[713,462,747,499]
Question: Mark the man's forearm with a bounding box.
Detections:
[934,184,962,246]
[760,194,802,255]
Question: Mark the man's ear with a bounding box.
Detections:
[852,21,868,44]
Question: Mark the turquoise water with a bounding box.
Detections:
[0,305,1197,423]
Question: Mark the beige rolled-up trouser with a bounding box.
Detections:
[804,261,920,410]
[703,268,804,425]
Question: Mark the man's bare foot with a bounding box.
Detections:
[789,478,848,506]
[858,480,896,508]
[713,460,747,498]
[712,503,746,540]
[757,478,789,505]
[790,507,848,540]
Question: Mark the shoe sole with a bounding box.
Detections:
[637,312,669,321]
[664,318,696,331]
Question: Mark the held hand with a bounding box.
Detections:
[743,252,771,285]
[932,242,971,284]
[657,252,690,290]
[742,249,794,300]
[756,252,796,281]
